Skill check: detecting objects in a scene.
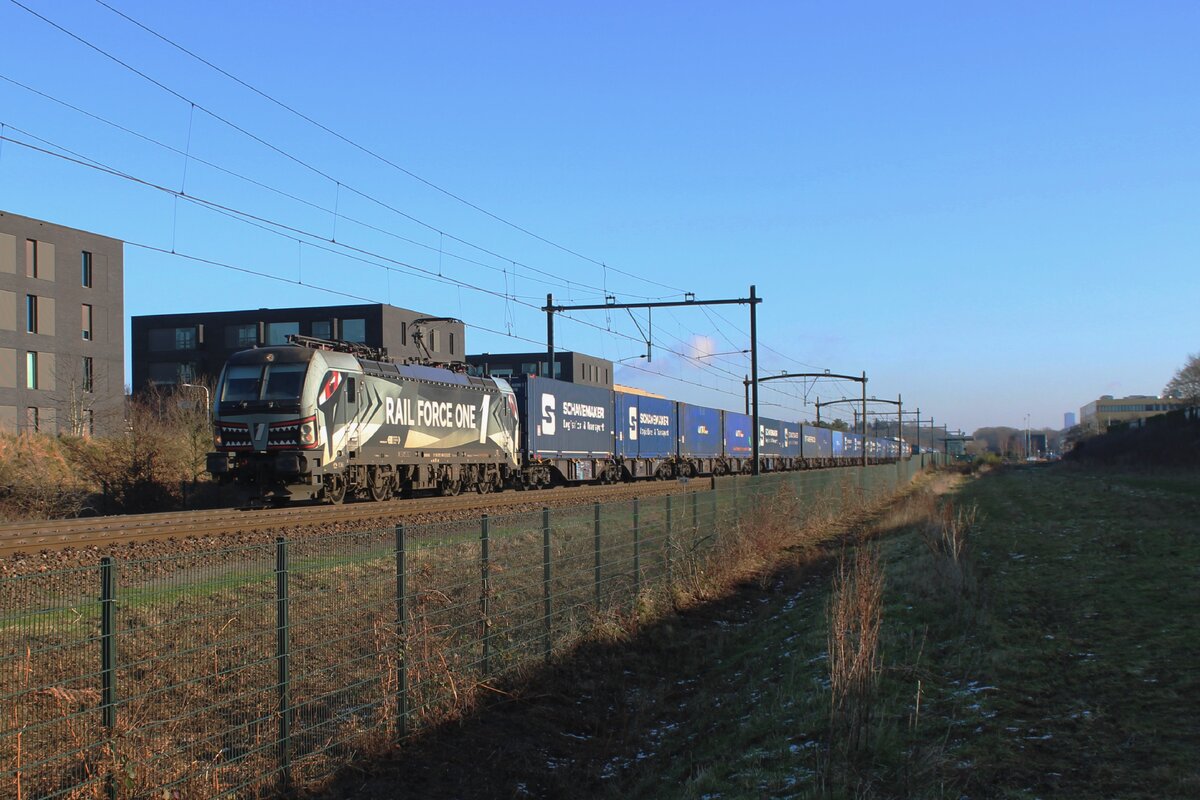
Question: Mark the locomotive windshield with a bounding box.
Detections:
[220,363,307,402]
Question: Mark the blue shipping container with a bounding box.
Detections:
[615,392,677,459]
[724,411,753,457]
[832,430,845,458]
[679,403,722,457]
[811,426,833,459]
[800,425,819,460]
[780,421,801,458]
[758,416,784,457]
[510,375,614,458]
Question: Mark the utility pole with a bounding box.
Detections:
[861,371,867,467]
[546,293,554,378]
[749,285,759,474]
[544,287,763,473]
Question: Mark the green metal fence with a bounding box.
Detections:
[1,459,934,798]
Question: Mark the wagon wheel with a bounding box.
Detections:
[476,476,494,494]
[324,473,347,505]
[439,477,462,497]
[368,470,393,502]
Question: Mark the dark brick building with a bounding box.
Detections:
[131,303,466,390]
[465,350,614,388]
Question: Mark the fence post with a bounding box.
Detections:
[481,514,491,678]
[100,557,116,800]
[542,507,552,661]
[593,502,602,610]
[395,524,408,737]
[275,537,291,793]
[632,497,641,607]
[665,494,673,585]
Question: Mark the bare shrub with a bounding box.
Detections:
[0,433,90,520]
[828,543,884,760]
[63,386,215,514]
[920,500,978,597]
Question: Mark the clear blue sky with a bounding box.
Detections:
[1,0,1196,433]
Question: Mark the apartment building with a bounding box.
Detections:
[131,303,466,389]
[0,211,124,434]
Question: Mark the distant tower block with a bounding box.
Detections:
[1064,412,1076,428]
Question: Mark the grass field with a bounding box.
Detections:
[323,465,1200,799]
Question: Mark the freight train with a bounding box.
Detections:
[206,336,909,503]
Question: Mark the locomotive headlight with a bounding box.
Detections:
[300,421,316,445]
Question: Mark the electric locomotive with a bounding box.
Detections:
[206,335,520,503]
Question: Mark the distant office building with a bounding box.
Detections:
[465,350,614,389]
[131,303,465,390]
[1064,412,1076,429]
[1079,394,1187,432]
[0,211,124,435]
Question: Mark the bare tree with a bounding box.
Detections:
[1163,352,1200,404]
[43,355,124,438]
[168,379,216,483]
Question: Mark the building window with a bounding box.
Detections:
[225,324,258,348]
[81,251,93,288]
[430,329,441,353]
[400,322,407,346]
[342,318,366,343]
[26,240,37,278]
[82,304,93,340]
[449,331,456,356]
[266,322,298,346]
[82,356,94,392]
[149,327,198,351]
[26,407,38,432]
[311,320,331,340]
[148,362,196,384]
[26,295,37,333]
[85,408,94,436]
[26,352,37,389]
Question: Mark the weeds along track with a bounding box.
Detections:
[0,478,713,559]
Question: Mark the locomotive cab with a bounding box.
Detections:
[206,345,359,502]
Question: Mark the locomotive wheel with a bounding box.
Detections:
[325,474,347,505]
[368,471,393,502]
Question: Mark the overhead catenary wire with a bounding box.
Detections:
[0,126,771,394]
[91,0,687,296]
[0,71,617,304]
[0,4,843,409]
[119,239,760,404]
[8,0,684,302]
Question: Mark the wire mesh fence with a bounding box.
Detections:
[0,458,936,798]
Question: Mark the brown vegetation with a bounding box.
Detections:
[0,384,217,521]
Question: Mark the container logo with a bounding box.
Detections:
[628,406,638,440]
[541,393,556,435]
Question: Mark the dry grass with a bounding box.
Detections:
[919,495,978,600]
[2,466,932,798]
[827,543,885,762]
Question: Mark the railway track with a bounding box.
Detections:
[0,478,718,556]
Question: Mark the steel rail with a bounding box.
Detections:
[0,479,713,556]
